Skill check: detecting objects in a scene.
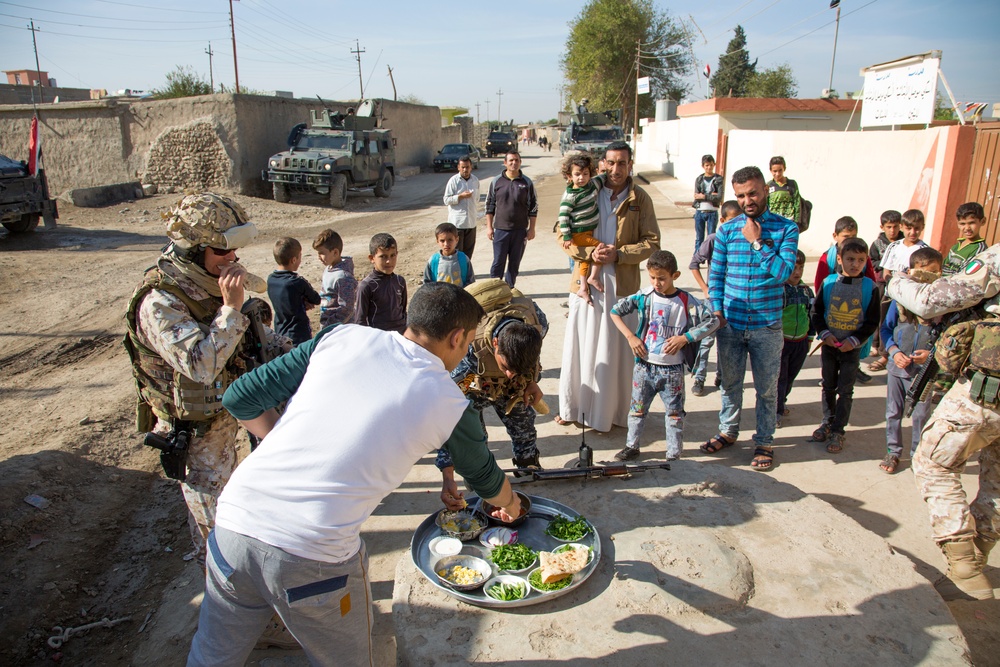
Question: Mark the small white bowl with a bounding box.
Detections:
[483,574,529,602]
[480,527,517,548]
[428,536,463,557]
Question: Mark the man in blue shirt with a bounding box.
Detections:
[702,166,799,471]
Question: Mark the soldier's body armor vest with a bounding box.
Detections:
[467,280,543,382]
[123,267,244,431]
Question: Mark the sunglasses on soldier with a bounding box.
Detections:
[207,246,236,256]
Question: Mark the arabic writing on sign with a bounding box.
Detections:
[860,58,939,128]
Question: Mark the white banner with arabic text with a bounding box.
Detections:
[860,57,939,127]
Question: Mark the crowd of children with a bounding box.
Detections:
[261,152,989,478]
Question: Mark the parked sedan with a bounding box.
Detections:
[433,143,481,172]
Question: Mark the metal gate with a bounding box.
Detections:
[968,122,1000,243]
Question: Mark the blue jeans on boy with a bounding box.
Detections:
[692,331,716,383]
[716,322,783,446]
[625,360,685,458]
[693,209,718,252]
[885,372,933,458]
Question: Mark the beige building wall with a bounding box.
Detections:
[637,115,720,185]
[0,94,448,198]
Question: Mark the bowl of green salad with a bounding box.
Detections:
[544,515,592,542]
[487,542,538,574]
[483,574,529,602]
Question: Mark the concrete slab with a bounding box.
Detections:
[66,181,143,207]
[393,463,969,665]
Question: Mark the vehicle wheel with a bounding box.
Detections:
[374,171,393,198]
[272,182,290,203]
[473,158,479,169]
[2,213,40,233]
[329,174,348,208]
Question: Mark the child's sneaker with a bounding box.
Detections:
[614,446,640,462]
[856,370,873,384]
[691,379,706,396]
[810,423,832,442]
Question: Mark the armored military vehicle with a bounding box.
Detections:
[559,109,624,160]
[264,100,395,208]
[0,153,58,233]
[484,121,517,158]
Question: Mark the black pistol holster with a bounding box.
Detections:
[143,423,192,481]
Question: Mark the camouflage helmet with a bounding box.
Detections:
[164,193,258,250]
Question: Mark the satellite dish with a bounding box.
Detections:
[356,99,375,117]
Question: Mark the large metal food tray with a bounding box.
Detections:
[410,494,601,608]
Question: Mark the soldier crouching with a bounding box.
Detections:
[888,250,1000,600]
[124,193,272,566]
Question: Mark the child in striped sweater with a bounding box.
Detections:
[558,152,604,304]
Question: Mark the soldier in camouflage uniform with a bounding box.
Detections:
[125,193,275,566]
[438,279,547,508]
[888,249,1000,600]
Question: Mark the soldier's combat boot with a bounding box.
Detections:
[974,535,996,565]
[937,540,995,601]
[512,453,541,478]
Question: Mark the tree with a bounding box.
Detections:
[746,64,798,98]
[711,26,756,98]
[562,0,691,134]
[934,93,956,121]
[153,66,212,99]
[399,94,426,105]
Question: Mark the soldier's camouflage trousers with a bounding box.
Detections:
[156,412,239,564]
[435,392,539,470]
[913,376,1000,545]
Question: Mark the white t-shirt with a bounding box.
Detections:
[216,325,470,564]
[643,292,687,366]
[881,239,928,273]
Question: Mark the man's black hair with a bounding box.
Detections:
[407,283,484,340]
[604,141,632,160]
[731,166,765,185]
[495,321,542,377]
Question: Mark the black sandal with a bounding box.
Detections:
[750,446,773,471]
[699,434,735,454]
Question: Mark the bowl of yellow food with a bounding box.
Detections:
[435,508,488,541]
[433,554,492,591]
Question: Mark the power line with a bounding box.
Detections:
[90,0,223,15]
[0,10,226,31]
[705,0,784,43]
[0,1,224,23]
[0,22,227,42]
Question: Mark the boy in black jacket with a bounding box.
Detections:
[692,154,723,253]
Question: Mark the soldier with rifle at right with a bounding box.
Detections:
[888,242,1000,600]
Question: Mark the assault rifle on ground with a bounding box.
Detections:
[504,461,670,484]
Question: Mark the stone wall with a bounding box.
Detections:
[0,84,92,105]
[0,94,449,198]
[441,124,462,145]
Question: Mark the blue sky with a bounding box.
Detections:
[1,0,996,123]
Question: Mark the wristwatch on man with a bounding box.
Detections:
[751,239,773,252]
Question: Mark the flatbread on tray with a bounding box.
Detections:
[538,548,588,584]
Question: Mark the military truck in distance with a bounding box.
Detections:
[0,153,57,233]
[559,109,624,160]
[264,100,395,208]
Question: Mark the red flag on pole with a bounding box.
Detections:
[28,115,41,175]
[703,64,711,79]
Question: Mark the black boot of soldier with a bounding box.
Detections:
[512,453,542,477]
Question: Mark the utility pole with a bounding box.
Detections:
[634,38,640,153]
[228,0,240,93]
[827,0,842,95]
[351,40,366,101]
[486,99,490,124]
[475,102,481,125]
[386,65,396,101]
[28,19,43,104]
[205,42,215,92]
[496,88,504,123]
